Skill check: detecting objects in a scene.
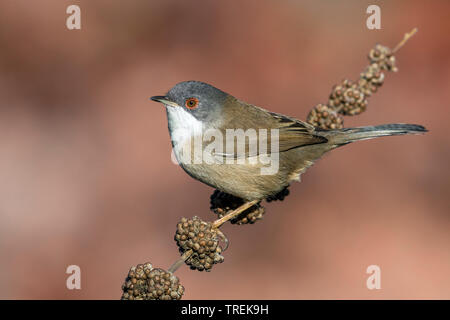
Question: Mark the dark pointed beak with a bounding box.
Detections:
[150,95,168,103]
[150,95,180,108]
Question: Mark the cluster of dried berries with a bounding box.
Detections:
[361,64,384,89]
[368,44,397,72]
[210,190,266,225]
[307,43,398,129]
[174,216,225,271]
[328,80,368,116]
[121,263,184,300]
[306,103,344,130]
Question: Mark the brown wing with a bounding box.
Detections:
[267,111,327,152]
[211,99,327,159]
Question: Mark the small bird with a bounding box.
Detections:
[151,81,426,202]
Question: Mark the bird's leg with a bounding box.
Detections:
[212,200,259,229]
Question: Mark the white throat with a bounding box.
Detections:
[166,106,203,152]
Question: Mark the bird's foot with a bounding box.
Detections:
[212,200,260,229]
[210,190,265,225]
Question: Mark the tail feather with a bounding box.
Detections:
[324,124,427,146]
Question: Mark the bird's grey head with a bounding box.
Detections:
[151,81,229,127]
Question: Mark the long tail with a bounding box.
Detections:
[323,124,427,146]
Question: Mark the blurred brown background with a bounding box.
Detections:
[0,0,449,299]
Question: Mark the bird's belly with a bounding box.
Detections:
[179,162,288,201]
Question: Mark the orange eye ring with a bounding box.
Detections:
[185,97,199,109]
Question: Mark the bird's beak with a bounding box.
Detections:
[150,96,180,108]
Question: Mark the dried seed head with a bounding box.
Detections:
[327,78,368,117]
[360,63,385,88]
[147,268,184,300]
[174,216,224,271]
[357,78,378,97]
[306,104,344,130]
[121,263,184,300]
[339,87,368,116]
[368,44,398,72]
[328,79,357,108]
[210,190,266,225]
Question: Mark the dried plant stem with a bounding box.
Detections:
[168,249,193,273]
[216,229,229,251]
[212,200,259,229]
[392,28,418,53]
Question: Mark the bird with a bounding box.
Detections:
[151,81,427,202]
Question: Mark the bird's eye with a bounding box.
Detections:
[185,97,199,109]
